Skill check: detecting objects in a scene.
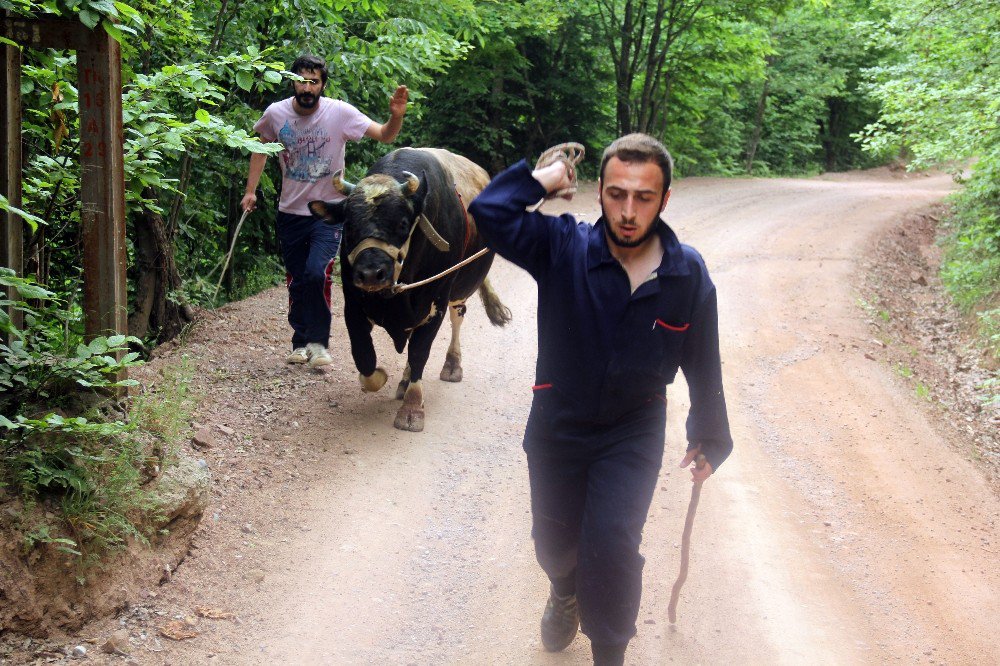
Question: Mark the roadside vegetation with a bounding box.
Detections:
[1,0,996,563]
[1,270,196,565]
[858,0,999,362]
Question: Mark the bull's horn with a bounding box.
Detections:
[332,169,356,195]
[399,171,420,196]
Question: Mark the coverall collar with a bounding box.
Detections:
[588,217,691,277]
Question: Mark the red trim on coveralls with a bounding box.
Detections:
[323,258,335,310]
[532,383,553,391]
[654,319,690,332]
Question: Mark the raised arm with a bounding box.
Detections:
[468,160,584,278]
[365,85,408,144]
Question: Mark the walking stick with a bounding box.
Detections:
[667,454,706,624]
[212,208,251,304]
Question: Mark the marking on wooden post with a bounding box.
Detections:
[1,42,24,334]
[77,27,127,341]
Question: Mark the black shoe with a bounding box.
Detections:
[541,586,580,652]
[592,642,627,666]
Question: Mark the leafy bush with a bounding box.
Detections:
[0,270,140,413]
[0,270,179,561]
[936,137,1000,362]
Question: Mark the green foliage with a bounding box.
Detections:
[939,145,1000,359]
[0,271,161,561]
[859,0,998,169]
[128,354,196,454]
[0,271,141,411]
[0,194,45,232]
[3,421,159,559]
[120,52,287,207]
[860,0,999,357]
[755,4,883,173]
[2,0,144,42]
[411,0,613,173]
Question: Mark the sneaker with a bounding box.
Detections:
[286,347,309,364]
[540,586,579,652]
[306,343,332,368]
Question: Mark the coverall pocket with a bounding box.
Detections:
[652,319,689,382]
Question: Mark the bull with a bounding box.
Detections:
[309,148,511,431]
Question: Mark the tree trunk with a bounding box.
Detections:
[823,98,842,172]
[488,61,507,174]
[128,187,191,342]
[744,66,771,174]
[616,82,633,136]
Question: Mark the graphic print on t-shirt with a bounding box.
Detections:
[278,120,333,182]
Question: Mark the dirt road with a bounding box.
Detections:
[70,168,999,665]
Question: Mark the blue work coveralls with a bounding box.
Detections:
[468,160,733,650]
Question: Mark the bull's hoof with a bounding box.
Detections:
[395,379,410,400]
[393,404,424,431]
[439,356,463,383]
[360,367,388,393]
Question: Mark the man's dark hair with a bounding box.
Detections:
[290,54,328,85]
[599,133,674,193]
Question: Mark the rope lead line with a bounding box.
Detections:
[392,247,490,294]
[535,142,586,199]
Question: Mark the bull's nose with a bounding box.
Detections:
[354,266,390,289]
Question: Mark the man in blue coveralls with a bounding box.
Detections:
[468,134,733,665]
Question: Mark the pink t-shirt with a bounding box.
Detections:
[254,97,372,215]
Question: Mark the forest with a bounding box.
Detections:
[0,0,997,558]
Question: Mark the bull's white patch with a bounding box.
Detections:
[406,303,438,333]
[362,182,391,203]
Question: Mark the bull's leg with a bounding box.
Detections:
[440,301,467,382]
[395,380,425,432]
[395,364,411,400]
[345,292,388,392]
[393,304,446,432]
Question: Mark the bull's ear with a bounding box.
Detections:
[308,199,346,223]
[411,169,430,216]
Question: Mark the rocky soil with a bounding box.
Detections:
[860,206,998,490]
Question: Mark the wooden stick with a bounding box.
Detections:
[667,453,706,624]
[213,208,250,303]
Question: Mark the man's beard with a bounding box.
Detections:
[602,207,659,249]
[295,92,318,108]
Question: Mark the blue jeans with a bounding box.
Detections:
[275,211,342,349]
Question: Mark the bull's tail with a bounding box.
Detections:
[479,277,512,327]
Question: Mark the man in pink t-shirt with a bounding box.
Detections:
[242,54,408,368]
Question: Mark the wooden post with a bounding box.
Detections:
[76,26,127,340]
[1,42,23,332]
[0,15,127,342]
